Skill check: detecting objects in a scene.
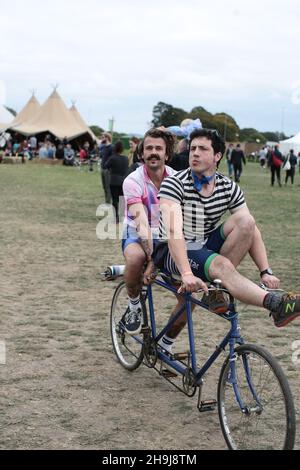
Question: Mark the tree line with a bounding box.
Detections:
[6,103,288,144]
[151,101,288,143]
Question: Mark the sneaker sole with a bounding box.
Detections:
[275,312,300,328]
[210,306,228,315]
[124,325,142,336]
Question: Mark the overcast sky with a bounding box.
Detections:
[1,0,300,135]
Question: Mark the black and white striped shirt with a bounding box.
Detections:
[158,169,246,242]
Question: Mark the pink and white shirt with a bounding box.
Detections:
[122,165,175,234]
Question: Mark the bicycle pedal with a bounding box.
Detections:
[199,400,217,413]
[172,351,190,361]
[161,369,178,378]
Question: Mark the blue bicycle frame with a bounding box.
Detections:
[143,277,261,413]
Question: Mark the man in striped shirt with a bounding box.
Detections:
[155,128,300,350]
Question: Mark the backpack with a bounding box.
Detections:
[282,155,291,171]
[272,152,282,168]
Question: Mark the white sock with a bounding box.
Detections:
[129,296,141,311]
[158,334,175,353]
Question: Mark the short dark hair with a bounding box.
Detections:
[138,128,175,162]
[114,140,123,154]
[189,128,226,157]
[130,136,140,145]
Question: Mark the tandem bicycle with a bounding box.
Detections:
[106,266,296,450]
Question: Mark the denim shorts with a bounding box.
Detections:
[164,224,226,282]
[122,225,159,252]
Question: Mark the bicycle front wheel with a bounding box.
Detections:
[110,281,145,371]
[218,344,295,450]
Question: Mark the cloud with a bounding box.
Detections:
[1,0,300,134]
[0,80,7,104]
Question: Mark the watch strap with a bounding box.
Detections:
[260,268,273,277]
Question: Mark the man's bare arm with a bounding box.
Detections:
[249,225,280,289]
[128,202,152,259]
[160,198,208,293]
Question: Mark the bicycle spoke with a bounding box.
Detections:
[110,281,144,370]
[218,345,295,450]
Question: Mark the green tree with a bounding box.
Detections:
[276,132,290,140]
[189,106,214,128]
[239,128,267,143]
[90,125,104,138]
[214,113,239,142]
[189,107,239,141]
[151,101,187,127]
[151,101,288,145]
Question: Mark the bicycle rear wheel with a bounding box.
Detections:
[110,281,145,371]
[218,344,295,450]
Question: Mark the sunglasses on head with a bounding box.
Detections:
[210,129,222,139]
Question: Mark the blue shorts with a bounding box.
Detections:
[122,225,159,252]
[164,224,226,282]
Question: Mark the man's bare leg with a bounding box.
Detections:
[163,213,258,339]
[209,255,266,307]
[122,243,146,335]
[220,211,255,267]
[124,243,146,298]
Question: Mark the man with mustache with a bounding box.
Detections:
[121,128,176,335]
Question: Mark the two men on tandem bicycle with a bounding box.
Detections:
[121,127,300,351]
[110,126,298,450]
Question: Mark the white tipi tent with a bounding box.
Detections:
[11,94,40,127]
[279,133,300,156]
[9,89,93,142]
[69,103,98,142]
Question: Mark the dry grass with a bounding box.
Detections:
[0,161,299,449]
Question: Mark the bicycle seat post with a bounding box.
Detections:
[213,279,222,289]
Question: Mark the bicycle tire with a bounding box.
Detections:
[110,281,146,371]
[217,343,295,450]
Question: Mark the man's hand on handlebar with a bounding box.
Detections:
[177,273,209,294]
[143,259,157,285]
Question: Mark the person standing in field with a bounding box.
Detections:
[284,149,298,185]
[225,143,234,178]
[100,133,113,203]
[105,140,129,223]
[230,144,246,183]
[268,144,284,187]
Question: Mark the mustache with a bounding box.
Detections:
[146,154,160,161]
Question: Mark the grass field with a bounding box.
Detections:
[0,160,299,450]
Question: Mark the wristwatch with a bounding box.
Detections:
[260,268,273,277]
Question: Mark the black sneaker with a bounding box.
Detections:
[271,292,300,327]
[122,307,142,335]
